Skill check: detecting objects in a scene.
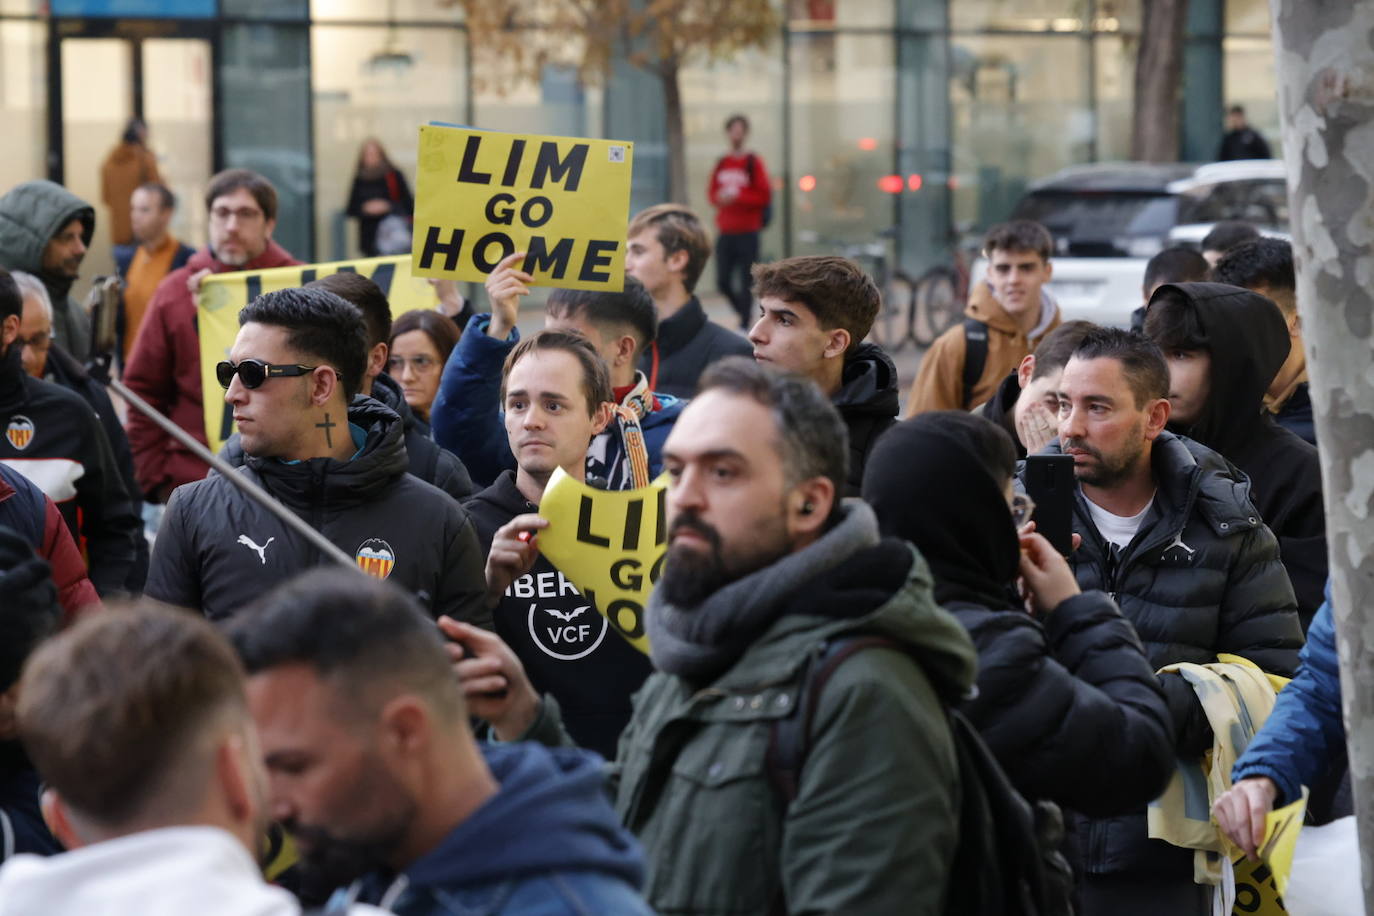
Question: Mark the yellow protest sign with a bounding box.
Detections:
[536,466,666,655]
[197,254,440,455]
[1258,788,1307,898]
[411,124,633,292]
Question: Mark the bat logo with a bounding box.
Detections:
[5,416,34,450]
[544,605,589,623]
[236,534,275,564]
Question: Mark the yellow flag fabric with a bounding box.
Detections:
[534,466,665,655]
[197,254,439,455]
[411,124,634,291]
[1259,789,1308,898]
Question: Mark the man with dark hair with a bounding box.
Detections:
[229,569,652,913]
[708,114,772,329]
[747,254,897,493]
[220,272,474,503]
[453,355,976,914]
[1143,282,1326,627]
[0,602,383,915]
[628,204,751,398]
[1218,105,1272,161]
[979,318,1098,458]
[1199,220,1259,267]
[113,181,195,366]
[1211,238,1313,443]
[0,268,141,600]
[909,219,1062,415]
[0,180,96,359]
[1025,327,1302,915]
[1129,246,1210,332]
[465,329,649,758]
[432,256,683,489]
[124,169,301,503]
[144,287,488,626]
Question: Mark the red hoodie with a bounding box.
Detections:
[707,151,771,234]
[123,241,301,501]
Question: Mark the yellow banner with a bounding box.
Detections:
[411,124,633,292]
[197,254,439,455]
[536,466,666,655]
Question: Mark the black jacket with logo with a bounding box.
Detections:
[0,346,140,596]
[146,397,489,626]
[465,470,653,759]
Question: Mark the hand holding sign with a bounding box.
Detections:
[486,252,533,340]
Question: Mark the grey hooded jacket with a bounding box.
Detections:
[0,181,96,359]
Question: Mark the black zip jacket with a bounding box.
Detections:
[638,296,752,400]
[218,372,474,504]
[464,471,652,759]
[146,397,489,626]
[1027,432,1302,882]
[833,342,899,495]
[1150,282,1327,629]
[0,346,139,596]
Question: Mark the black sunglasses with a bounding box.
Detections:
[216,359,320,390]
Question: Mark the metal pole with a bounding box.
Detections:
[108,375,360,571]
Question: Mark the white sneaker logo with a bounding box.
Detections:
[237,534,275,565]
[1165,531,1195,557]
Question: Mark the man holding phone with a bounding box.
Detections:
[1023,327,1302,916]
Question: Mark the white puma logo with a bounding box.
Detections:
[1165,531,1195,557]
[237,534,275,565]
[544,606,589,623]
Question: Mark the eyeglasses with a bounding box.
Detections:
[387,354,439,374]
[209,206,265,224]
[216,359,321,390]
[1010,492,1037,528]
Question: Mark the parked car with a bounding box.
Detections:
[970,159,1289,328]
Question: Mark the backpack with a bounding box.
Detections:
[765,635,1076,916]
[961,317,989,409]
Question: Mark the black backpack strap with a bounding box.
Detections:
[961,318,989,409]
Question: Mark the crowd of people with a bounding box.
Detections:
[0,111,1344,916]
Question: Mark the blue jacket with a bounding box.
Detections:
[1233,583,1342,805]
[343,743,651,915]
[431,314,684,489]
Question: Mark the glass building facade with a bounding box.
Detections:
[0,0,1279,282]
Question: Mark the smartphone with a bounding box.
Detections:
[1024,454,1076,556]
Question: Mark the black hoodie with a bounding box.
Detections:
[833,342,900,495]
[1150,282,1327,629]
[146,397,489,626]
[464,471,653,759]
[863,416,1173,818]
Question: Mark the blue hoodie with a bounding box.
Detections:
[343,743,651,916]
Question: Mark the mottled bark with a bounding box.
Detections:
[660,60,689,204]
[1269,0,1374,907]
[1132,0,1190,161]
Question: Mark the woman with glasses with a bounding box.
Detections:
[862,411,1175,835]
[387,310,460,430]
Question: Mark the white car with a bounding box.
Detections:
[972,160,1290,328]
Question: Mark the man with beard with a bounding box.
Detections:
[0,180,96,360]
[454,356,977,915]
[0,603,384,915]
[1023,327,1302,915]
[124,169,301,502]
[466,329,651,759]
[228,570,653,913]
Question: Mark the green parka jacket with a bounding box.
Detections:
[527,543,978,915]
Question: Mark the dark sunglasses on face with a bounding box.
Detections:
[217,358,323,390]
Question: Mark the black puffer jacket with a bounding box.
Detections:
[147,397,489,627]
[1149,282,1327,629]
[1033,431,1303,879]
[218,372,474,504]
[864,416,1173,819]
[834,342,899,495]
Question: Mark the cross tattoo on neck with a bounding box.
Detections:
[316,413,336,448]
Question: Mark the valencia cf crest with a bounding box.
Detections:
[5,416,34,450]
[355,538,396,580]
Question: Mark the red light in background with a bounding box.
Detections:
[798,174,817,192]
[948,176,960,190]
[858,137,878,151]
[877,174,904,194]
[907,174,923,191]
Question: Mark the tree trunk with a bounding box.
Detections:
[660,61,689,204]
[1132,0,1190,161]
[1269,1,1374,910]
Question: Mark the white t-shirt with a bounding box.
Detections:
[1084,494,1155,551]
